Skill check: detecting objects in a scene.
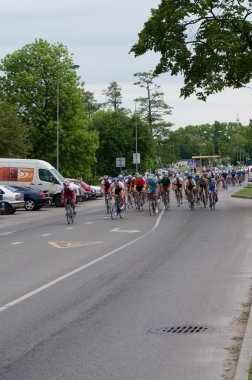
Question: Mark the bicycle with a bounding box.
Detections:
[110,195,125,220]
[208,190,217,210]
[199,188,207,208]
[104,192,111,214]
[174,187,182,207]
[149,192,158,215]
[135,191,144,211]
[187,189,195,210]
[127,190,134,209]
[66,198,75,224]
[162,189,170,210]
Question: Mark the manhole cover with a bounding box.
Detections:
[149,326,209,334]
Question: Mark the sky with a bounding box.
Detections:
[0,0,251,129]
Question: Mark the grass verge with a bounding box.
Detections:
[233,187,252,197]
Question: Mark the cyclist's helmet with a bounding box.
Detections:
[118,174,123,180]
[188,174,193,178]
[63,180,70,188]
[148,175,153,181]
[184,171,189,176]
[196,172,200,177]
[175,173,180,179]
[103,175,108,180]
[128,174,132,180]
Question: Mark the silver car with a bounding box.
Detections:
[0,185,25,214]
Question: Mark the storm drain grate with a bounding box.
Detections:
[149,326,209,334]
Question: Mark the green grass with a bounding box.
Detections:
[233,187,252,198]
[249,358,252,379]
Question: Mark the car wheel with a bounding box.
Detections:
[4,202,13,215]
[25,199,36,211]
[54,193,63,207]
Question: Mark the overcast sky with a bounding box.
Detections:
[1,0,251,129]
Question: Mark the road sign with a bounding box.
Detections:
[133,153,140,164]
[116,157,125,168]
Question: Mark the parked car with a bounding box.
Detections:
[68,179,97,199]
[0,185,25,214]
[90,185,103,197]
[10,185,51,211]
[0,194,4,214]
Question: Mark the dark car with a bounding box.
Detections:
[11,185,51,211]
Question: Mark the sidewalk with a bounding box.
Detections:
[232,188,252,379]
[234,307,252,379]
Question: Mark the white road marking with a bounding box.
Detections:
[85,221,94,224]
[9,242,23,246]
[40,234,52,237]
[48,241,102,249]
[110,227,140,233]
[0,231,16,236]
[0,208,164,313]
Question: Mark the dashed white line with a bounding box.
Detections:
[0,231,16,236]
[40,234,52,237]
[9,242,23,246]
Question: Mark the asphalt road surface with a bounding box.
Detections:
[0,187,251,380]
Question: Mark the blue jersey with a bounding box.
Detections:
[147,178,158,192]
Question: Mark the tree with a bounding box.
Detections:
[83,90,101,119]
[133,71,173,139]
[0,38,98,177]
[0,102,30,157]
[102,82,123,112]
[91,110,155,175]
[130,1,252,100]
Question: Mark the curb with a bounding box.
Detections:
[234,305,252,379]
[231,195,252,200]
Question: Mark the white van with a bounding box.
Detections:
[0,158,65,206]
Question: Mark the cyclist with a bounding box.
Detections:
[61,181,76,215]
[172,173,183,204]
[109,177,125,208]
[146,175,159,213]
[101,175,112,211]
[198,174,209,203]
[101,175,112,194]
[159,173,171,206]
[133,174,146,207]
[184,173,197,202]
[207,174,218,205]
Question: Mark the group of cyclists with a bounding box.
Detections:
[59,166,247,218]
[100,166,247,214]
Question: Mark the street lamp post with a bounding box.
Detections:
[134,102,138,172]
[56,64,80,171]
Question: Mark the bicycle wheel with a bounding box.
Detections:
[202,191,206,208]
[119,205,125,218]
[149,200,154,216]
[66,211,71,224]
[110,203,117,220]
[175,189,180,206]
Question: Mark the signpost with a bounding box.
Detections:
[116,157,125,172]
[133,153,140,170]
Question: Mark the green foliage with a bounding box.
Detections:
[102,82,123,112]
[0,38,98,176]
[91,110,155,176]
[131,0,252,100]
[133,71,173,139]
[0,102,31,157]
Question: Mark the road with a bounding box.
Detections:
[0,188,251,380]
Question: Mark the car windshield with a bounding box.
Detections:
[51,168,65,182]
[4,185,19,193]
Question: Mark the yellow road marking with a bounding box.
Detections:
[48,241,103,249]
